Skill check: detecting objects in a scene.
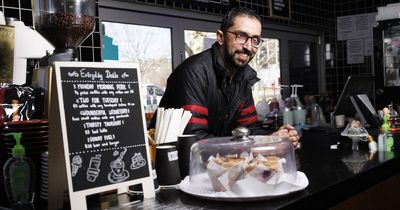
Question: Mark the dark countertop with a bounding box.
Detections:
[86,145,400,210]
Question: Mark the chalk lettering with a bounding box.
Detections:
[116,114,129,119]
[84,122,102,128]
[104,135,114,140]
[80,91,89,96]
[109,108,129,115]
[104,120,122,127]
[78,104,88,108]
[121,72,129,78]
[80,68,104,81]
[105,70,118,79]
[116,84,126,90]
[87,136,103,142]
[104,104,118,108]
[109,141,120,147]
[80,110,107,116]
[97,84,114,90]
[102,97,119,103]
[92,98,100,103]
[76,84,94,90]
[89,90,100,95]
[78,97,89,103]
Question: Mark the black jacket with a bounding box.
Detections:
[151,42,268,139]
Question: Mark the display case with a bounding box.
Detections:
[374,18,400,110]
[382,24,400,87]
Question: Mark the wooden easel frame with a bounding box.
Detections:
[48,62,155,210]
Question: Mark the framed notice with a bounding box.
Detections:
[51,62,155,209]
[269,0,291,19]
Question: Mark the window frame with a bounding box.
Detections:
[98,0,325,94]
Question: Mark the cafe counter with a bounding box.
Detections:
[85,145,400,210]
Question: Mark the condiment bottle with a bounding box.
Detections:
[367,135,377,153]
[3,132,36,206]
[283,107,293,125]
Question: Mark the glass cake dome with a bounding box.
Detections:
[188,127,297,192]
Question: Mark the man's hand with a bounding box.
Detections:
[271,124,300,149]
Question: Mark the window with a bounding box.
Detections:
[102,21,172,90]
[184,30,216,58]
[249,39,281,108]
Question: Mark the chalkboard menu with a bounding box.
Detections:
[55,62,150,192]
[269,0,291,19]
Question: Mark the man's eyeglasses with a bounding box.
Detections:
[225,31,264,48]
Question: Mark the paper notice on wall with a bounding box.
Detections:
[337,13,376,41]
[364,38,373,56]
[347,39,364,64]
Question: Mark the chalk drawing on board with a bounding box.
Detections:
[87,154,102,182]
[130,152,146,170]
[108,148,130,183]
[71,155,82,177]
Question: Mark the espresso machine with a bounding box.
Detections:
[31,0,96,118]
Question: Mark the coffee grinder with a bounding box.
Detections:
[31,0,96,118]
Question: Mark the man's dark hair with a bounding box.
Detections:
[220,7,261,31]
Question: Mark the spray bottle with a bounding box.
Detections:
[255,84,269,121]
[3,132,36,206]
[290,85,305,126]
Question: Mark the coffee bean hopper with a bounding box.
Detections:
[30,0,96,118]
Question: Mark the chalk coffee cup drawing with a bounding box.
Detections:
[110,160,124,177]
[155,145,181,186]
[177,134,198,179]
[108,148,130,183]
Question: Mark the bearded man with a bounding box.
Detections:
[151,7,299,147]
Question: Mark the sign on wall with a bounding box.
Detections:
[337,13,376,64]
[269,0,291,19]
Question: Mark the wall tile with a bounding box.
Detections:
[0,0,392,101]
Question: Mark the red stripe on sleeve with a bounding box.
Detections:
[237,115,257,125]
[240,105,256,116]
[182,104,208,116]
[188,117,208,125]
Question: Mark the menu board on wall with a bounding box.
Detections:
[55,62,150,192]
[269,0,291,19]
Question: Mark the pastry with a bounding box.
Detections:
[206,153,285,191]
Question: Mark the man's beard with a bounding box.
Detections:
[224,44,254,69]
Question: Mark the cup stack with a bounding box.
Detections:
[155,145,181,186]
[40,151,48,201]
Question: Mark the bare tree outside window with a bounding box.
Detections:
[103,22,172,89]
